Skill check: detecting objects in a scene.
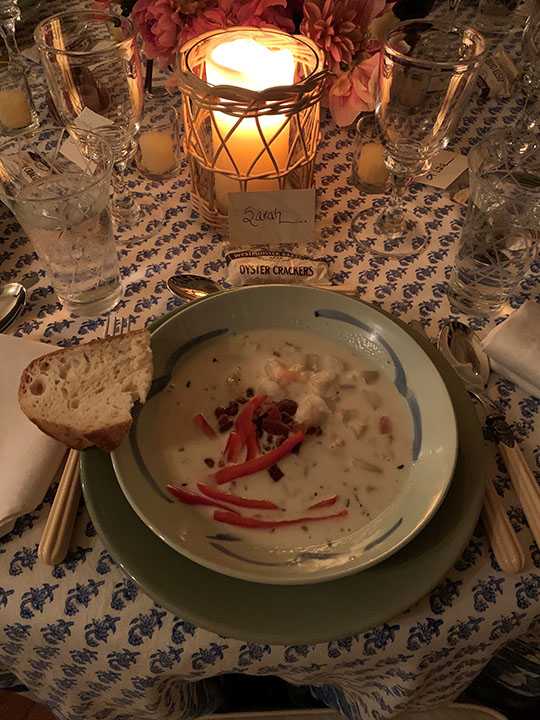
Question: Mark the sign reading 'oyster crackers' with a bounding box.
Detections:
[228,188,315,246]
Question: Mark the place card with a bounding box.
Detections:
[420,150,468,190]
[59,108,113,171]
[479,48,519,99]
[72,107,114,131]
[228,188,315,246]
[20,46,41,64]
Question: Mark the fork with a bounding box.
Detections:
[38,314,132,565]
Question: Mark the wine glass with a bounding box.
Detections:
[351,20,486,257]
[34,10,160,243]
[520,11,540,132]
[0,0,20,59]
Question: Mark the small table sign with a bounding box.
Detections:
[228,188,315,247]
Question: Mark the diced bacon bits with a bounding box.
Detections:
[268,464,284,482]
[218,418,233,433]
[278,399,298,416]
[262,419,290,436]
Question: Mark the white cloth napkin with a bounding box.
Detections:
[0,334,65,537]
[483,301,540,398]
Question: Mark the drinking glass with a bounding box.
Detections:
[34,10,157,242]
[136,103,181,180]
[351,113,389,195]
[447,130,540,315]
[0,127,122,316]
[474,0,523,36]
[0,61,39,135]
[351,20,486,257]
[520,11,540,132]
[0,0,20,59]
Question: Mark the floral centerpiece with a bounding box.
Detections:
[97,0,398,126]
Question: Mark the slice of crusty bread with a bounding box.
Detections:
[18,330,153,452]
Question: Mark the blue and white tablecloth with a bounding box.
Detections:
[1,13,540,720]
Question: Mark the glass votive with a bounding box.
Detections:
[136,105,181,180]
[0,62,39,136]
[351,113,389,195]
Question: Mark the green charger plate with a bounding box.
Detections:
[81,303,490,644]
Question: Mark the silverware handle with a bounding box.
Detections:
[482,479,525,573]
[38,449,81,565]
[499,441,540,550]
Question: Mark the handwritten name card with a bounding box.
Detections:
[228,188,315,246]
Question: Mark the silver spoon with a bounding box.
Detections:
[0,272,39,333]
[439,319,540,555]
[167,274,354,303]
[167,274,226,302]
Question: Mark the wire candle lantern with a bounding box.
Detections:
[177,26,325,227]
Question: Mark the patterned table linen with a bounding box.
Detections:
[1,18,540,720]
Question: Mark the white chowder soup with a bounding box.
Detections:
[142,328,414,546]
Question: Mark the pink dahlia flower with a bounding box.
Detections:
[301,0,387,71]
[132,0,183,67]
[180,0,294,46]
[328,51,380,127]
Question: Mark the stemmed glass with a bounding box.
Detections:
[352,20,486,257]
[519,12,540,132]
[34,10,160,243]
[0,0,20,59]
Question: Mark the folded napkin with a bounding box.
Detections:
[0,334,65,537]
[483,301,540,398]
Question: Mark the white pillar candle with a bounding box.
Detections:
[205,38,295,211]
[138,130,177,176]
[0,87,33,130]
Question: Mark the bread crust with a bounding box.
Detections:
[18,330,150,452]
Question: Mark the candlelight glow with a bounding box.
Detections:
[205,38,295,210]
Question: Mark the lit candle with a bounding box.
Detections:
[356,142,388,187]
[205,38,295,211]
[138,130,177,176]
[0,88,33,130]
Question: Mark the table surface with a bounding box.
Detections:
[1,10,540,720]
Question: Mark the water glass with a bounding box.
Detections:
[447,130,540,316]
[0,127,122,316]
[351,20,486,258]
[136,104,181,180]
[34,11,154,241]
[0,0,20,58]
[474,0,523,36]
[0,61,39,135]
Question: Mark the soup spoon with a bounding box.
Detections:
[439,320,540,554]
[0,273,39,333]
[167,274,354,303]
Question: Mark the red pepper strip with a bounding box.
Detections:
[245,428,259,461]
[193,413,216,438]
[166,484,238,514]
[213,508,348,529]
[308,495,338,510]
[235,394,266,459]
[224,431,243,463]
[197,483,280,511]
[214,431,305,485]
